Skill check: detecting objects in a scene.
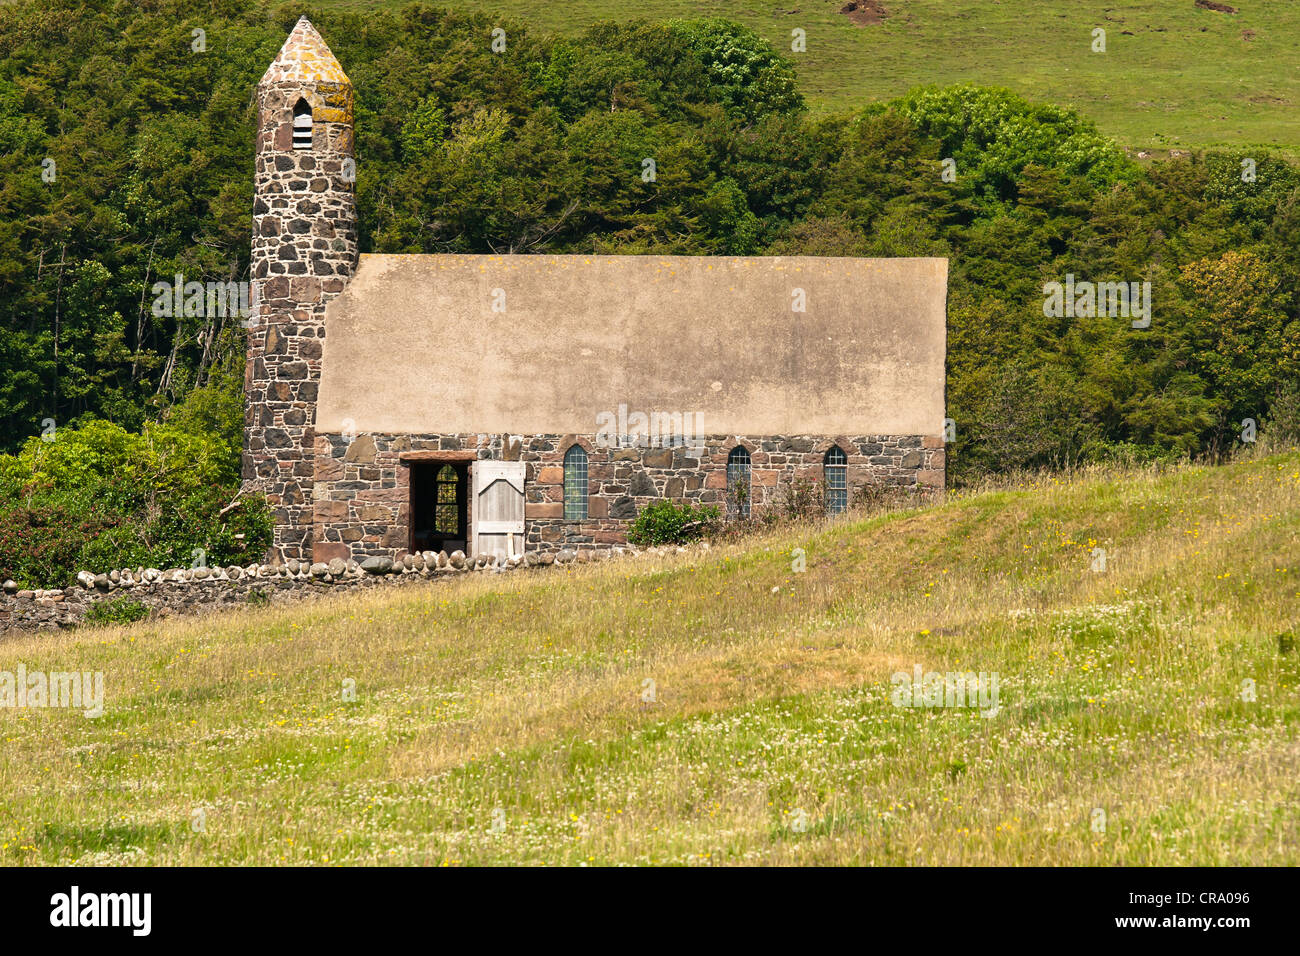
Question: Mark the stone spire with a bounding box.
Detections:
[259,16,352,88]
[243,17,358,562]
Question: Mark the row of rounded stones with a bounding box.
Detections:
[0,547,662,598]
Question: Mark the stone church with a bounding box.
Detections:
[243,18,948,564]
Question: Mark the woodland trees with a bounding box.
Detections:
[0,0,1296,487]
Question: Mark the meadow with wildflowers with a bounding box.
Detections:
[1,450,1297,865]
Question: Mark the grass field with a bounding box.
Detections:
[1,448,1297,865]
[316,0,1300,152]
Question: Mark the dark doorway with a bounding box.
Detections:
[411,461,468,554]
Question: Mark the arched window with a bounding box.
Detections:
[292,98,313,150]
[564,445,588,520]
[435,464,460,534]
[825,446,848,515]
[727,446,751,519]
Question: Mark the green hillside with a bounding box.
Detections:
[2,450,1297,865]
[316,0,1300,151]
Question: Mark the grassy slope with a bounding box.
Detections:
[318,0,1300,151]
[1,451,1297,865]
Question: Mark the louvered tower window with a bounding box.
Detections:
[292,98,312,150]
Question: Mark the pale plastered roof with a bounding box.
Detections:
[315,254,948,438]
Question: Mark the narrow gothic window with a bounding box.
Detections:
[564,445,588,520]
[292,98,312,150]
[825,445,848,515]
[435,464,460,534]
[727,446,751,519]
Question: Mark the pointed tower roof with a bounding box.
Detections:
[260,17,351,87]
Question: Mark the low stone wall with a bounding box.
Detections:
[0,546,613,634]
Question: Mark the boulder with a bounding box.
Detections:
[94,574,110,591]
[449,550,466,569]
[76,571,96,589]
[3,579,17,594]
[557,549,576,564]
[327,557,347,577]
[360,556,393,575]
[310,562,329,578]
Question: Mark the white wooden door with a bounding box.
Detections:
[472,461,526,560]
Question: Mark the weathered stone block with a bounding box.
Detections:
[629,471,656,496]
[918,469,945,488]
[314,541,349,563]
[344,435,377,463]
[314,499,348,521]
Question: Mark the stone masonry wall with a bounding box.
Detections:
[0,548,597,633]
[310,432,944,560]
[1,572,420,633]
[242,24,358,562]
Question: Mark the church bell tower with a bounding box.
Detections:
[243,17,358,561]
